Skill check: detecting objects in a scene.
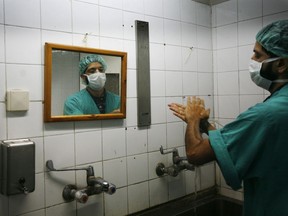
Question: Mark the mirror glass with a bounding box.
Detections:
[44,43,127,122]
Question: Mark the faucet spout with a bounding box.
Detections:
[87,176,116,195]
[156,146,195,177]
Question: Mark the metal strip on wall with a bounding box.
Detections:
[135,20,151,127]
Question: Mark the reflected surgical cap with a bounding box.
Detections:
[256,20,288,58]
[79,54,107,74]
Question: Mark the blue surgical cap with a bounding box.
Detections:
[79,54,107,74]
[256,20,288,58]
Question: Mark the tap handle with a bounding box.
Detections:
[159,146,178,155]
[46,160,94,176]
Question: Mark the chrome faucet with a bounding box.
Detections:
[156,146,195,177]
[46,160,116,203]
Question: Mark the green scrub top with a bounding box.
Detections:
[209,84,288,216]
[63,89,120,115]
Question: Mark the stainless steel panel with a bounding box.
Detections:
[135,20,151,127]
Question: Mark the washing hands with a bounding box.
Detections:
[168,96,214,134]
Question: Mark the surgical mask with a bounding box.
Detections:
[84,72,106,90]
[249,57,288,91]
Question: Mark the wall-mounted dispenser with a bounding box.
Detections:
[0,139,35,195]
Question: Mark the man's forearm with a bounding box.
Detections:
[185,120,216,165]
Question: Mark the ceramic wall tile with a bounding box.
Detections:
[144,0,163,17]
[214,0,237,27]
[123,11,145,41]
[126,69,137,98]
[165,45,182,71]
[217,71,239,95]
[151,97,167,124]
[198,49,213,72]
[216,23,237,49]
[99,0,123,9]
[163,0,180,20]
[263,0,288,16]
[238,18,262,46]
[147,124,167,152]
[197,26,212,50]
[182,47,197,72]
[4,0,40,28]
[0,103,6,140]
[5,26,41,64]
[196,3,211,27]
[6,64,43,100]
[149,177,169,207]
[126,126,148,156]
[165,71,183,96]
[41,0,72,32]
[128,182,149,214]
[7,102,43,139]
[75,130,102,165]
[180,0,197,24]
[151,70,166,97]
[183,72,198,96]
[238,0,262,21]
[104,187,128,216]
[216,48,238,72]
[103,157,127,188]
[127,154,149,184]
[150,43,165,70]
[44,134,75,169]
[0,63,5,101]
[102,128,126,160]
[123,0,144,13]
[144,16,164,43]
[99,7,123,39]
[164,19,181,46]
[0,0,3,24]
[181,22,197,48]
[72,1,99,35]
[166,122,184,149]
[45,202,76,216]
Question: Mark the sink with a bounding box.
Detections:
[129,191,242,216]
[175,196,242,216]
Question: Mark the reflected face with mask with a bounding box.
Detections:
[81,62,107,92]
[249,42,288,92]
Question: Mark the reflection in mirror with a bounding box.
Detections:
[44,43,127,122]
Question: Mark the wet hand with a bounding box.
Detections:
[168,103,187,122]
[186,96,210,123]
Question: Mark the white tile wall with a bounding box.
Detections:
[1,0,287,215]
[0,0,3,24]
[238,0,262,21]
[5,0,41,28]
[41,0,72,32]
[72,1,99,35]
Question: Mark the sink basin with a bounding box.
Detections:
[175,196,242,216]
[129,194,242,216]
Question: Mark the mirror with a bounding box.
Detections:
[44,43,127,122]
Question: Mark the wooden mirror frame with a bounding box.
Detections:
[44,43,127,122]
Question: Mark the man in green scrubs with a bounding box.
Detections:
[64,54,120,115]
[169,20,288,216]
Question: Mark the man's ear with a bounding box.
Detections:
[80,74,88,84]
[277,58,288,74]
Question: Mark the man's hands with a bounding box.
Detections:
[168,97,212,134]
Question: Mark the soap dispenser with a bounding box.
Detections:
[0,139,35,195]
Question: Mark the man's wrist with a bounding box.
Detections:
[199,119,210,134]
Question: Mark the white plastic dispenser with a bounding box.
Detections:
[6,89,29,111]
